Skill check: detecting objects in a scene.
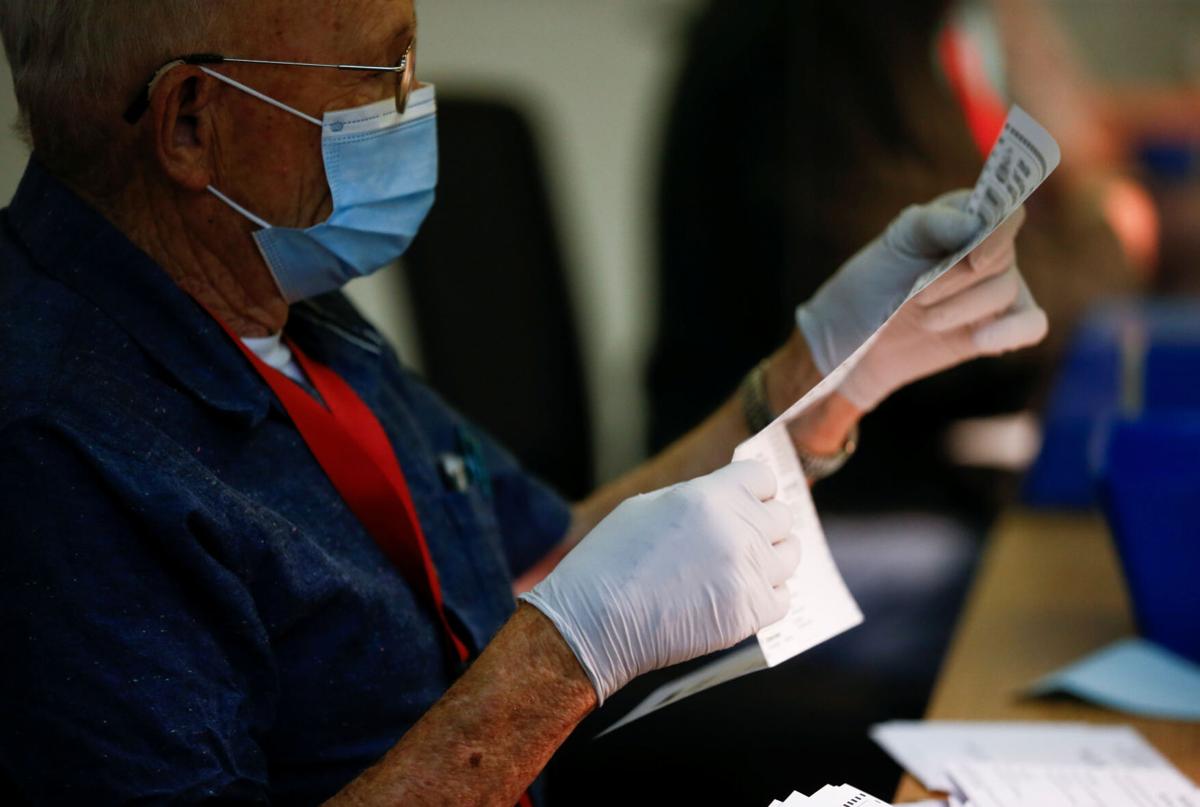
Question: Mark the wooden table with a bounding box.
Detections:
[894,510,1200,802]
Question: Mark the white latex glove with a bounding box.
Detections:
[519,461,798,705]
[796,190,981,375]
[837,205,1049,412]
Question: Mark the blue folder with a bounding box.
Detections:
[1098,415,1200,664]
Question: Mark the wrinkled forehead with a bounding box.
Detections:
[225,0,416,62]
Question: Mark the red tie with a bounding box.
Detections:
[232,331,471,665]
[212,321,536,807]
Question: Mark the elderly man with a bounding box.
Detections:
[0,1,1046,804]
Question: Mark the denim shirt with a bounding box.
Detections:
[0,160,571,805]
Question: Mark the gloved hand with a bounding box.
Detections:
[519,461,799,705]
[837,205,1048,412]
[796,190,982,375]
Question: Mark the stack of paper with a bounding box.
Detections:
[767,782,891,806]
[872,721,1200,806]
[943,760,1200,806]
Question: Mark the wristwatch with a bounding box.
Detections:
[739,360,859,481]
[794,424,859,481]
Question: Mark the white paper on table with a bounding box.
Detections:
[945,761,1200,807]
[596,107,1060,734]
[870,721,1178,793]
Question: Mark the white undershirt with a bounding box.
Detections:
[241,333,307,385]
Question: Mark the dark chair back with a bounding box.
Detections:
[404,95,593,499]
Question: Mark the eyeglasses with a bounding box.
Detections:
[124,40,416,124]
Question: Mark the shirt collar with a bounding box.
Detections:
[5,158,274,426]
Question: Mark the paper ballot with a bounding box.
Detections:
[735,421,865,665]
[944,762,1200,807]
[747,104,1059,667]
[875,721,1200,805]
[870,721,1177,793]
[599,107,1060,734]
[597,643,765,737]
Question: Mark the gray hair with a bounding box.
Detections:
[0,1,223,192]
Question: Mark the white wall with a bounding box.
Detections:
[359,0,704,482]
[1050,0,1200,82]
[0,56,27,198]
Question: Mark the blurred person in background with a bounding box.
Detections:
[0,0,1045,804]
[981,0,1200,295]
[649,0,1146,523]
[651,0,1200,521]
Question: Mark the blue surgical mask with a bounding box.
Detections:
[201,67,438,303]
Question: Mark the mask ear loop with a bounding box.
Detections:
[198,66,323,127]
[199,65,324,231]
[205,183,289,300]
[207,185,272,230]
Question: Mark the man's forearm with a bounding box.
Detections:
[327,604,596,806]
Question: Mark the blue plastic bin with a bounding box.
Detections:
[1098,416,1200,664]
[1025,299,1200,509]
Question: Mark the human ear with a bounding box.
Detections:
[147,67,220,192]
